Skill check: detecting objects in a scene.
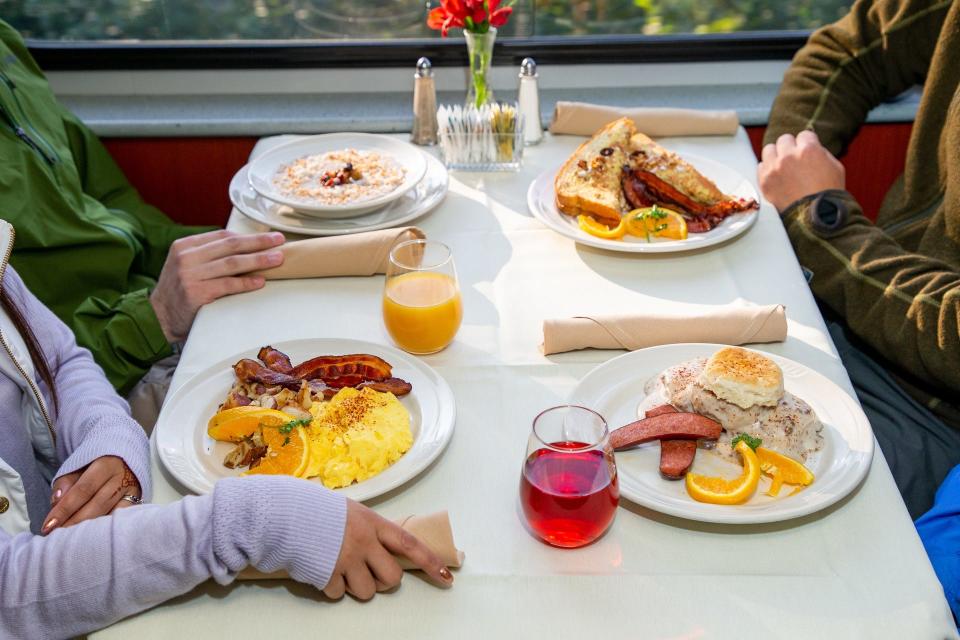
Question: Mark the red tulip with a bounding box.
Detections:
[489,5,512,27]
[427,3,466,37]
[426,0,512,35]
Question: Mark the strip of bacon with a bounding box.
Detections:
[257,346,293,374]
[291,354,392,382]
[233,359,302,390]
[359,377,413,397]
[627,169,757,218]
[308,377,412,399]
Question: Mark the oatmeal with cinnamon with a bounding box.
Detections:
[272,149,405,205]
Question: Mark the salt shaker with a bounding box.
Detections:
[518,57,543,145]
[411,57,438,146]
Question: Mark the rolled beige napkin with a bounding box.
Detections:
[237,510,464,581]
[542,304,786,355]
[254,227,425,280]
[549,101,739,138]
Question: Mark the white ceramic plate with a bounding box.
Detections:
[247,133,428,217]
[230,153,448,236]
[527,154,759,253]
[156,338,456,500]
[569,343,874,524]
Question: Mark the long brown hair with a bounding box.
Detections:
[0,287,59,416]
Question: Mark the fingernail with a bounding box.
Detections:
[42,518,58,534]
[51,488,62,504]
[439,567,452,582]
[270,232,285,243]
[266,251,283,265]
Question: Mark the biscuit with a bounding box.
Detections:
[698,346,783,409]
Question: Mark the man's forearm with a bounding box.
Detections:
[782,190,960,393]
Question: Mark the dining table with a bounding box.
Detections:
[93,129,958,639]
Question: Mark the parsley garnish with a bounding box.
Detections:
[731,433,762,451]
[631,204,671,242]
[278,418,312,434]
[282,436,291,447]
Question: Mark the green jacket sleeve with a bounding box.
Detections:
[783,191,960,396]
[58,110,210,277]
[764,0,950,153]
[72,288,174,395]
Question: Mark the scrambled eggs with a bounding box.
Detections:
[302,387,412,488]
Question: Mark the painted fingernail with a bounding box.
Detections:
[439,567,452,582]
[266,251,283,265]
[51,488,62,503]
[42,518,58,534]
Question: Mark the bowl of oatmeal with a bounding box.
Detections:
[247,133,428,218]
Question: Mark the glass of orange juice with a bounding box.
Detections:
[382,239,463,355]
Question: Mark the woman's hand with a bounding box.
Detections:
[43,455,142,534]
[323,500,454,600]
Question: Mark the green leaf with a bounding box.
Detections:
[731,433,762,451]
[278,417,312,434]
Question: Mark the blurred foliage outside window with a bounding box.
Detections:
[2,0,851,41]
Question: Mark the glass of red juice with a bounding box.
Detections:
[519,405,619,548]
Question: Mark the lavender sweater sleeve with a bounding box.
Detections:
[5,266,151,497]
[0,477,346,640]
[0,268,347,638]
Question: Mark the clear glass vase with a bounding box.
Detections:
[464,28,496,108]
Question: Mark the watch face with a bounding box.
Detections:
[808,191,849,236]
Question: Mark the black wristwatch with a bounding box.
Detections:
[783,189,851,237]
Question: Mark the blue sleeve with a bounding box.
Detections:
[916,464,960,624]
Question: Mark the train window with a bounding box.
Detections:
[8,1,851,40]
[8,1,853,69]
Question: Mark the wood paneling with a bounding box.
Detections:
[746,123,914,221]
[102,137,257,227]
[102,124,913,228]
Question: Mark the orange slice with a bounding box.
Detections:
[577,215,627,240]
[685,441,761,505]
[207,407,293,442]
[245,425,309,477]
[625,206,688,241]
[757,447,814,497]
[766,470,785,497]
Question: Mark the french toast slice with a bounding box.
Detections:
[554,117,636,226]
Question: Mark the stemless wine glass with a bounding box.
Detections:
[519,405,619,548]
[382,239,463,355]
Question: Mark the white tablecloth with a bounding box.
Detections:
[95,131,957,639]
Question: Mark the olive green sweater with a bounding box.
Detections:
[765,0,960,428]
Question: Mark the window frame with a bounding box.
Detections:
[27,32,809,70]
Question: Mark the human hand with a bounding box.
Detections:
[322,500,454,600]
[758,131,846,212]
[150,230,286,343]
[43,455,141,534]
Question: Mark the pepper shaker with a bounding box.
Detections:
[411,57,438,146]
[518,57,543,146]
